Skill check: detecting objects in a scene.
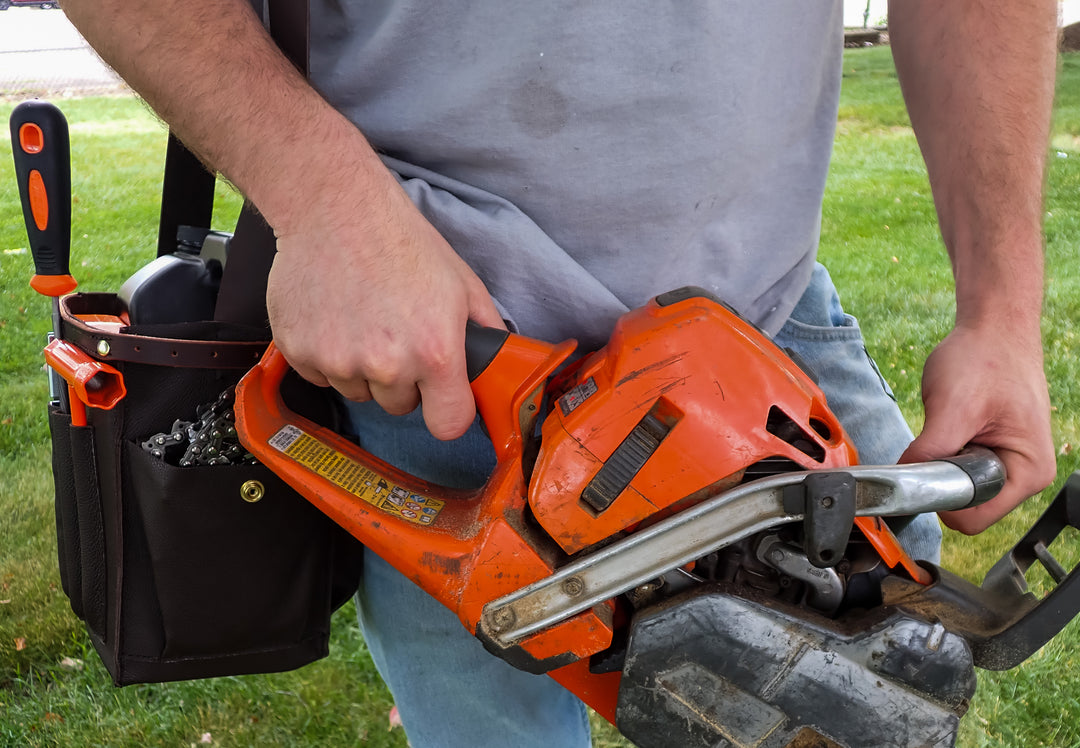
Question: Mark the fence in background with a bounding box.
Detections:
[0,7,125,100]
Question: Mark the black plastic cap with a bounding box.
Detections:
[464,322,510,382]
[941,446,1007,507]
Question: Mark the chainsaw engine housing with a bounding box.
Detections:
[528,287,857,555]
[520,289,975,746]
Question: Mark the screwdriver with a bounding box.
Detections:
[10,100,76,415]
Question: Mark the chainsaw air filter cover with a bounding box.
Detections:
[528,287,858,555]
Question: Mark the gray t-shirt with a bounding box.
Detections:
[309,1,844,350]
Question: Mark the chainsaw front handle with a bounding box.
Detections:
[479,448,1006,648]
[938,447,1009,506]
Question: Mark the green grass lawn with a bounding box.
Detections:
[3,46,1080,746]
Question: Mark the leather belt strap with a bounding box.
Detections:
[61,294,267,369]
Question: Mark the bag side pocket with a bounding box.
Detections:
[124,441,336,659]
[48,404,81,616]
[70,421,108,637]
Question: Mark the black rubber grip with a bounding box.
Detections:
[465,321,510,382]
[942,445,1007,507]
[9,100,71,278]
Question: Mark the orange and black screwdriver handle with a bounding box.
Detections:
[10,100,76,299]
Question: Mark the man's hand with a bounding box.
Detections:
[266,172,504,441]
[900,322,1055,534]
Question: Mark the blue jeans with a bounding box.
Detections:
[343,263,940,747]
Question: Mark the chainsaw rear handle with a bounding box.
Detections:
[235,326,576,622]
[251,324,570,460]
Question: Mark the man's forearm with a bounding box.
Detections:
[61,0,391,234]
[889,0,1056,331]
[890,0,1058,533]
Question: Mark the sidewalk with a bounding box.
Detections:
[0,7,125,98]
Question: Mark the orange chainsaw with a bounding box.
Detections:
[235,287,1080,748]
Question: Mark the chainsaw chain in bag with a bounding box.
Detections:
[141,387,257,467]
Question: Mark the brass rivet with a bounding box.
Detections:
[491,607,516,631]
[240,480,265,503]
[96,339,111,357]
[561,577,585,597]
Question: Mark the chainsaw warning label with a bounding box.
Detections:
[268,425,444,525]
[558,377,598,416]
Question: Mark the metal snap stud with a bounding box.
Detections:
[240,480,265,503]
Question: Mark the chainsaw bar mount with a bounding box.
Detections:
[234,287,1080,748]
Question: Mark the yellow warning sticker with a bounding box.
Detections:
[269,425,444,525]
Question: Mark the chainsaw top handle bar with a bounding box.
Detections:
[936,447,1008,507]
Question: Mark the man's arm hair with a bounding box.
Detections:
[61,0,390,235]
[62,0,505,440]
[890,0,1055,330]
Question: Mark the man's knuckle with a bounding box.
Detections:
[364,354,408,385]
[371,383,420,416]
[318,352,363,382]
